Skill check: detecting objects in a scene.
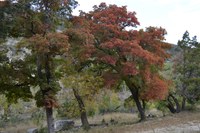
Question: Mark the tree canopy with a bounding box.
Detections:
[0,1,77,133]
[174,31,200,103]
[65,3,171,120]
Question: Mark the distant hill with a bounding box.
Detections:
[168,44,182,56]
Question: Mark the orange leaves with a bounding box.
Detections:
[139,27,171,62]
[91,3,139,28]
[67,3,171,102]
[100,37,161,66]
[121,62,138,76]
[141,75,169,100]
[140,66,169,101]
[102,72,120,88]
[64,27,96,61]
[64,18,94,49]
[30,34,49,53]
[100,55,117,65]
[46,33,69,54]
[100,38,124,49]
[85,3,140,43]
[80,44,96,61]
[29,33,69,55]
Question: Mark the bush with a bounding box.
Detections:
[57,100,79,119]
[98,90,121,114]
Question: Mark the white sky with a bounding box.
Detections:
[73,0,200,44]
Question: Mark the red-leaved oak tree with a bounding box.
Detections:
[65,3,171,121]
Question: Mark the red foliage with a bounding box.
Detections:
[69,3,171,100]
[100,55,117,65]
[102,72,120,88]
[138,27,171,66]
[30,33,69,55]
[91,3,140,28]
[121,62,138,76]
[46,33,69,54]
[141,74,169,100]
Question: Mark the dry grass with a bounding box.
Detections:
[2,111,200,133]
[0,121,37,133]
[74,112,139,126]
[73,111,200,133]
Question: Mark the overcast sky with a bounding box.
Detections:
[73,0,200,44]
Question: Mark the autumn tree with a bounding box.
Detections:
[173,31,200,110]
[67,3,171,121]
[0,1,77,133]
[61,29,103,129]
[61,70,103,130]
[0,0,78,38]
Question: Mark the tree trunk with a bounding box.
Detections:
[46,107,55,133]
[45,54,55,133]
[142,99,146,110]
[131,89,146,121]
[170,94,181,113]
[167,94,181,113]
[37,54,55,133]
[124,78,146,121]
[182,97,186,110]
[81,110,90,130]
[166,100,176,113]
[73,88,90,130]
